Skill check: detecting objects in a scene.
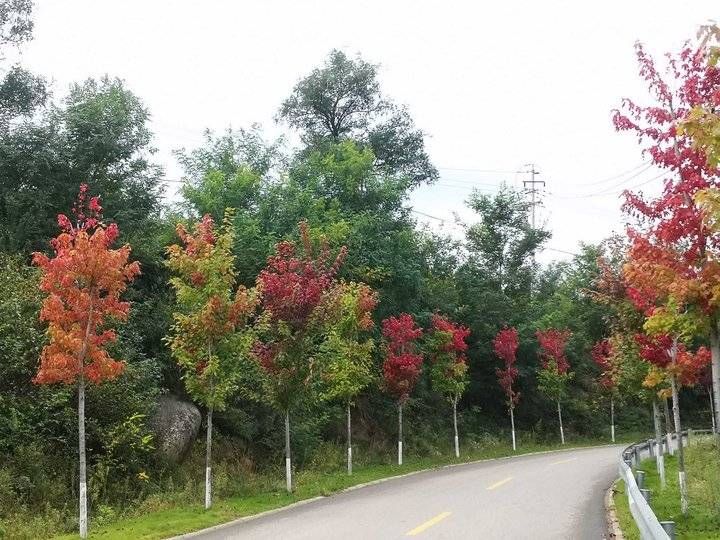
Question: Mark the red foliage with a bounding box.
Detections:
[32,185,140,385]
[382,313,423,401]
[493,327,520,405]
[677,346,711,386]
[430,314,470,355]
[536,329,571,374]
[257,221,347,331]
[615,42,720,314]
[382,352,423,402]
[634,333,672,368]
[382,313,423,355]
[591,339,615,389]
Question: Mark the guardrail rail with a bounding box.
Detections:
[618,429,713,540]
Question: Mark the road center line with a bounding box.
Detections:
[486,476,513,490]
[405,511,452,536]
[550,457,577,466]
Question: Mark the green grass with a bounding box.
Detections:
[47,437,628,540]
[614,436,720,539]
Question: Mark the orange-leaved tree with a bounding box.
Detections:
[32,184,140,539]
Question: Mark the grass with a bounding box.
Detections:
[45,436,631,540]
[614,435,720,539]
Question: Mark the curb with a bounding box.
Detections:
[605,479,624,539]
[171,442,622,539]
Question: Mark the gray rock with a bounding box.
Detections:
[150,395,201,464]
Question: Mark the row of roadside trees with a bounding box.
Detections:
[33,186,582,537]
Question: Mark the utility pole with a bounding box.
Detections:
[523,164,545,229]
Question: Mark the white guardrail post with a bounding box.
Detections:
[618,429,712,540]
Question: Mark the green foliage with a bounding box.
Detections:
[166,210,257,411]
[537,360,574,403]
[318,282,377,404]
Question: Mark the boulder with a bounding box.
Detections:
[149,395,201,464]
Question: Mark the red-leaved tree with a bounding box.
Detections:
[494,327,520,451]
[614,39,720,434]
[252,221,347,491]
[33,185,140,539]
[382,313,423,465]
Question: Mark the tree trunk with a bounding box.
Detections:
[610,396,616,443]
[285,410,292,492]
[205,406,213,509]
[398,402,403,465]
[709,324,720,435]
[78,375,87,539]
[452,399,459,458]
[653,398,666,489]
[663,398,674,456]
[670,371,688,515]
[557,400,565,445]
[346,401,352,475]
[708,385,717,434]
[510,404,517,451]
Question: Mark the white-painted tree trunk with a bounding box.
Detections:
[663,398,674,456]
[398,402,403,466]
[205,406,213,509]
[670,368,688,515]
[452,399,459,458]
[557,400,565,445]
[509,404,516,451]
[610,396,615,443]
[78,375,87,539]
[285,410,292,492]
[346,402,352,475]
[709,325,720,434]
[653,399,666,489]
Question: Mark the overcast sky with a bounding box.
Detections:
[20,0,719,261]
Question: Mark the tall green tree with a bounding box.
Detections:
[279,49,437,186]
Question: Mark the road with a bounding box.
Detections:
[184,445,622,540]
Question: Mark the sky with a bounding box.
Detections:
[19,0,719,261]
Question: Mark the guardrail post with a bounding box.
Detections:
[635,470,646,489]
[640,488,652,503]
[648,439,654,457]
[687,428,693,446]
[633,446,640,466]
[660,521,676,539]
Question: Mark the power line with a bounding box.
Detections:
[575,161,651,187]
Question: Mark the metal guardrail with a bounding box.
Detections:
[618,429,713,540]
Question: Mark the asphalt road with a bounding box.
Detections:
[184,445,622,540]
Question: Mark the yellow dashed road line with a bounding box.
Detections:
[406,511,452,536]
[486,476,513,490]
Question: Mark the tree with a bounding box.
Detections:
[381,313,423,465]
[494,327,520,450]
[591,339,618,442]
[32,184,140,538]
[251,221,347,491]
[319,281,377,474]
[638,301,710,514]
[536,329,573,444]
[278,49,437,186]
[0,76,163,253]
[166,211,258,509]
[427,314,471,458]
[613,39,720,435]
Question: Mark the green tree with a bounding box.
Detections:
[426,314,471,457]
[319,282,377,474]
[166,211,258,509]
[279,49,437,186]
